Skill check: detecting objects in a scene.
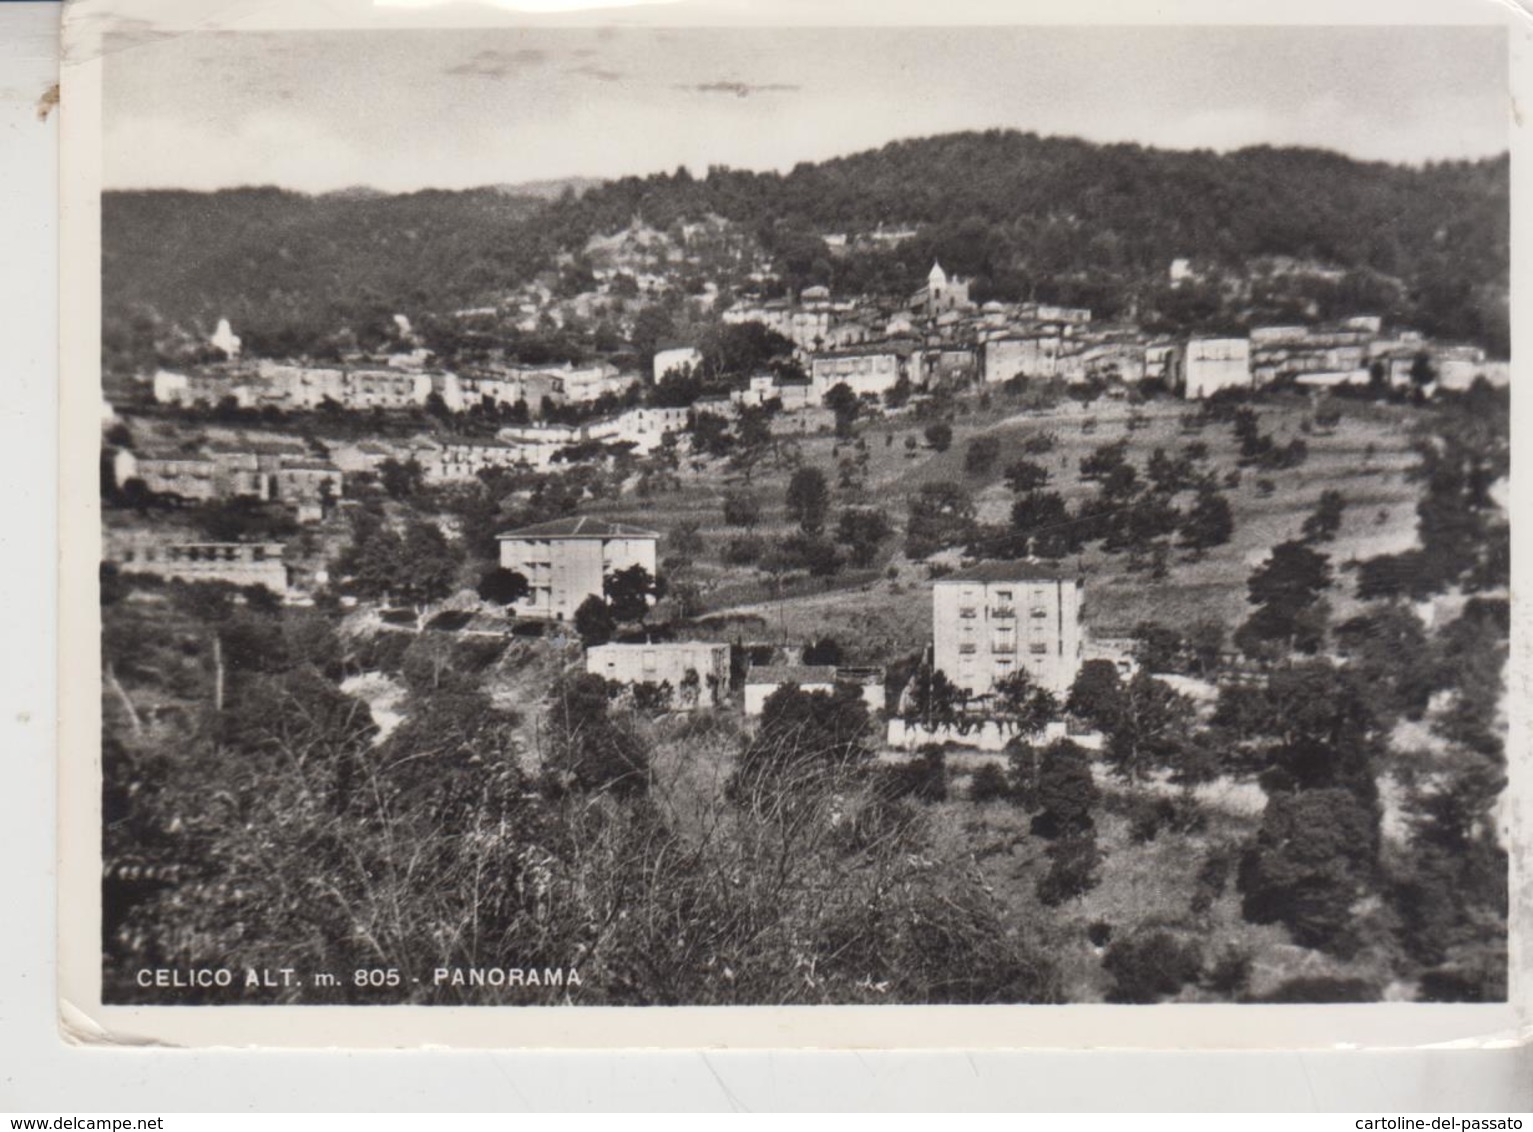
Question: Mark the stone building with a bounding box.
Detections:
[808,341,916,403]
[110,539,289,593]
[585,641,731,709]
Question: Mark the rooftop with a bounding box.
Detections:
[745,665,839,685]
[588,640,728,655]
[937,560,1081,585]
[496,515,660,541]
[813,339,917,359]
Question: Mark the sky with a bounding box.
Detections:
[101,24,1510,193]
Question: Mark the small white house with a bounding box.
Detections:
[653,345,703,384]
[743,665,884,716]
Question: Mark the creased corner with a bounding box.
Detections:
[59,997,183,1048]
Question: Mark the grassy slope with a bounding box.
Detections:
[586,391,1422,658]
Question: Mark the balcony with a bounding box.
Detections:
[958,607,978,619]
[990,606,1016,619]
[958,644,978,655]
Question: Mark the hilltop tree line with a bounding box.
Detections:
[104,130,1508,373]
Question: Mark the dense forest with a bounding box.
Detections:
[103,130,1510,364]
[102,187,552,364]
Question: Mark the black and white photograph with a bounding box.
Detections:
[67,0,1518,1039]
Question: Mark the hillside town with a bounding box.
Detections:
[103,206,1511,1008]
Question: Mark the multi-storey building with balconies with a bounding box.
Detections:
[495,516,658,622]
[931,562,1084,699]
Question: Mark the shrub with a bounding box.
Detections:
[1035,833,1101,906]
[969,763,1010,803]
[1190,846,1235,914]
[1101,930,1204,1004]
[879,747,947,803]
[1260,977,1379,1004]
[1203,946,1253,997]
[965,435,1001,476]
[1417,963,1506,1003]
[722,534,765,565]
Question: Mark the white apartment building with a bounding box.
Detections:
[496,516,659,621]
[1173,337,1252,399]
[931,563,1084,699]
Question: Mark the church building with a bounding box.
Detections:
[910,261,973,318]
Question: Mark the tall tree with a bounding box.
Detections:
[1301,489,1346,544]
[544,673,650,797]
[905,481,976,559]
[784,466,830,534]
[1238,540,1332,655]
[1101,671,1195,784]
[477,566,530,609]
[835,506,893,568]
[1238,787,1378,955]
[1179,483,1234,557]
[603,564,665,635]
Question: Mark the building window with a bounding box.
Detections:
[959,606,978,619]
[1029,642,1049,655]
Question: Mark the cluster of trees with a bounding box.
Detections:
[905,435,1235,577]
[1355,383,1509,602]
[571,565,667,646]
[331,510,465,628]
[103,187,552,371]
[710,465,894,582]
[1232,407,1308,471]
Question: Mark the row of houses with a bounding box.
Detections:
[403,405,693,480]
[791,320,1505,407]
[108,539,293,594]
[152,359,641,416]
[1171,324,1509,400]
[112,442,344,522]
[706,262,1506,407]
